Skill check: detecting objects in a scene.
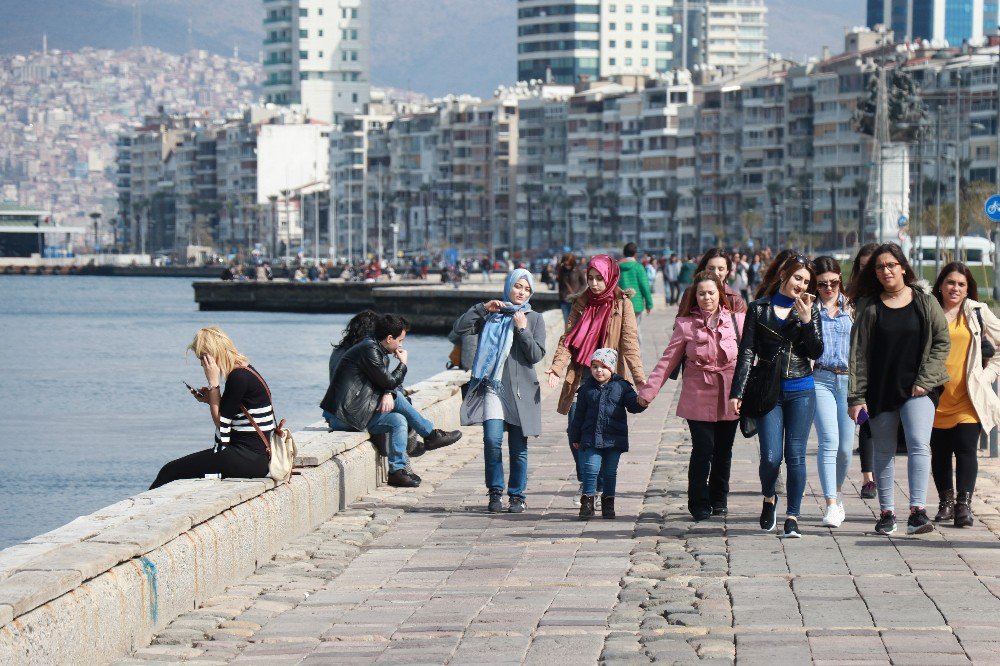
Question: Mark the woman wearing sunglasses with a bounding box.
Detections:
[928,262,1000,527]
[730,254,823,538]
[848,243,950,536]
[811,256,854,528]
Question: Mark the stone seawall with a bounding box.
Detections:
[0,310,566,665]
[193,281,561,333]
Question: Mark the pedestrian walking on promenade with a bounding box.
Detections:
[639,271,744,520]
[929,263,1000,527]
[150,327,272,489]
[848,243,950,536]
[321,313,462,488]
[730,254,823,538]
[556,253,588,323]
[846,244,879,498]
[677,248,748,316]
[677,255,697,305]
[619,242,654,327]
[546,254,646,504]
[811,256,854,528]
[569,348,646,519]
[451,269,546,514]
[664,254,681,305]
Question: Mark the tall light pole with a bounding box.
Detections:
[89,211,101,254]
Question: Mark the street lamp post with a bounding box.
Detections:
[89,211,101,254]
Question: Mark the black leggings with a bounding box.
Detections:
[686,419,738,516]
[859,421,873,474]
[930,423,981,495]
[150,445,269,490]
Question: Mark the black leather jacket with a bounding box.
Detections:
[730,296,824,400]
[320,337,406,431]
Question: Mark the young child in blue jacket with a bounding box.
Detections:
[568,347,646,519]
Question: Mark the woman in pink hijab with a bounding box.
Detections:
[546,255,646,501]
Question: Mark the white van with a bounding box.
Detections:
[909,235,994,266]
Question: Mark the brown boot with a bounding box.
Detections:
[954,492,974,527]
[934,488,954,522]
[579,495,595,520]
[601,496,616,519]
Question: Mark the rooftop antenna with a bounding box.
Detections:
[132,2,142,49]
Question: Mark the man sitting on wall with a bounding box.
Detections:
[321,313,462,487]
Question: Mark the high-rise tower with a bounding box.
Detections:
[262,0,371,122]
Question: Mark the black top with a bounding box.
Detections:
[868,300,921,417]
[217,366,272,456]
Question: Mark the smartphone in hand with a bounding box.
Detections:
[183,381,200,398]
[856,408,869,425]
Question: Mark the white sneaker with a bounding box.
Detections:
[822,504,845,528]
[572,483,582,507]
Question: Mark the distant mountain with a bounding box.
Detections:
[0,0,865,97]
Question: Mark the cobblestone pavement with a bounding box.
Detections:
[116,305,1000,665]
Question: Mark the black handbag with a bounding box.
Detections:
[975,308,995,368]
[738,343,785,438]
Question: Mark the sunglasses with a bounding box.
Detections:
[817,279,841,289]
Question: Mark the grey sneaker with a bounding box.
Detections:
[508,496,526,513]
[906,508,934,535]
[875,510,897,535]
[487,489,503,514]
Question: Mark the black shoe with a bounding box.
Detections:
[424,429,462,451]
[601,496,615,519]
[487,489,503,513]
[405,469,421,483]
[579,495,595,520]
[712,506,728,517]
[692,511,712,522]
[388,469,420,488]
[860,481,877,499]
[906,508,934,535]
[508,496,526,514]
[408,440,427,458]
[954,492,974,528]
[874,510,897,535]
[781,517,801,539]
[760,498,778,532]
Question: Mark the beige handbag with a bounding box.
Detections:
[241,367,297,483]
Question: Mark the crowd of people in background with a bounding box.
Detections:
[175,239,1000,535]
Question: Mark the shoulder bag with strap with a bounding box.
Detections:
[239,366,297,483]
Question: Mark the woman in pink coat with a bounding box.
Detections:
[639,271,745,520]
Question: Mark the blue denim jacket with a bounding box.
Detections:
[568,374,646,451]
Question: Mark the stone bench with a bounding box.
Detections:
[0,309,565,664]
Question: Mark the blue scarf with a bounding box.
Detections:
[469,269,534,394]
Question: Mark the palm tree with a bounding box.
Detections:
[853,179,868,246]
[420,184,432,250]
[766,181,782,249]
[714,177,729,243]
[585,181,602,247]
[603,189,621,246]
[690,186,704,254]
[823,168,843,249]
[631,182,646,244]
[664,188,680,252]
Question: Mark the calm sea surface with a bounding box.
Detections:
[0,276,451,549]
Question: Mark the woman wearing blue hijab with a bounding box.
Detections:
[452,268,547,513]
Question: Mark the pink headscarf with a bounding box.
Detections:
[563,255,621,367]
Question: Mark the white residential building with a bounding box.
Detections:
[262,0,371,123]
[673,0,768,71]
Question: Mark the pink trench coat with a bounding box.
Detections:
[639,307,745,422]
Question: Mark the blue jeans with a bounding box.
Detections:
[483,419,528,497]
[323,391,433,473]
[567,402,603,492]
[560,301,572,323]
[814,370,855,500]
[757,388,815,517]
[580,447,622,497]
[868,395,934,512]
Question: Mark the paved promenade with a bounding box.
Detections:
[117,304,1000,665]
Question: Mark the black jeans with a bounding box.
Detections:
[686,419,738,516]
[150,445,269,489]
[859,421,873,474]
[930,423,981,494]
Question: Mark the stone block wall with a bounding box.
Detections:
[0,310,566,664]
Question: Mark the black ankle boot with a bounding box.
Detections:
[934,489,955,522]
[954,492,974,527]
[579,495,595,520]
[601,496,615,519]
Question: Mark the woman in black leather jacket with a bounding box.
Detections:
[730,255,823,538]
